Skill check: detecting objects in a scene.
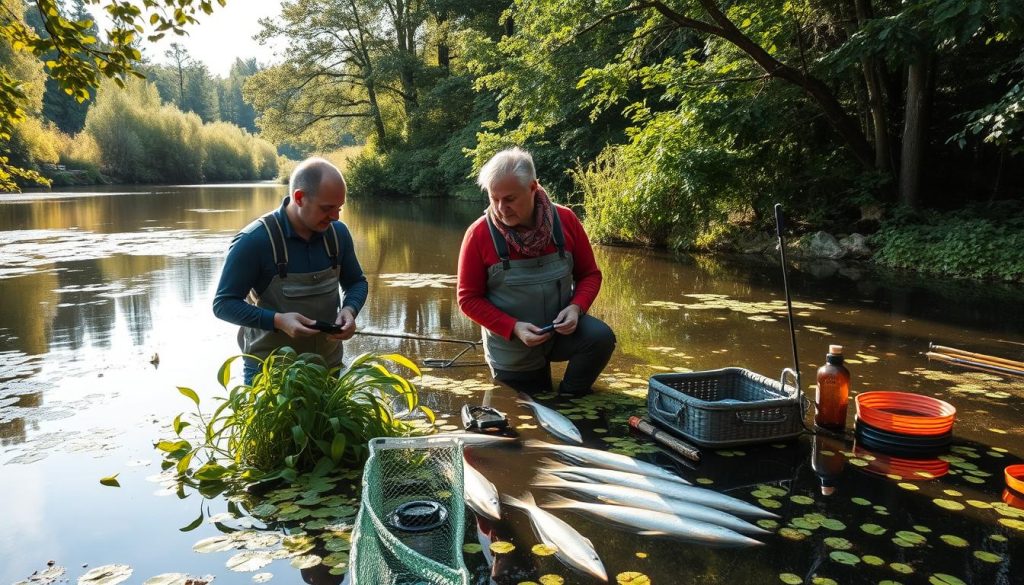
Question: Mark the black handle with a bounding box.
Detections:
[774,203,785,238]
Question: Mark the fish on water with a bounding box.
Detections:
[541,460,777,519]
[533,471,768,535]
[525,439,689,484]
[542,494,764,548]
[464,459,502,521]
[502,491,608,582]
[517,398,582,444]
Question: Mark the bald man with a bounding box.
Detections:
[213,157,368,384]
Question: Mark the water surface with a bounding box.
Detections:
[1,185,1021,585]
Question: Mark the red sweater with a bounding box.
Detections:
[457,205,602,340]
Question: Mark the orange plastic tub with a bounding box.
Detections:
[854,391,956,436]
[1005,464,1024,495]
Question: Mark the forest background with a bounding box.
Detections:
[2,0,1023,280]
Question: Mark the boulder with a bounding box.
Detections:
[791,231,846,259]
[839,233,871,258]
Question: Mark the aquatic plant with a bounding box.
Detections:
[159,348,434,484]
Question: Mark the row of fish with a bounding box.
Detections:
[460,437,773,582]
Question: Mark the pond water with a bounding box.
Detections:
[1,185,1021,585]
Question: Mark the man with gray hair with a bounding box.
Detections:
[214,157,368,384]
[457,147,616,395]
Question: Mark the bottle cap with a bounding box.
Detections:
[820,485,837,496]
[828,344,844,355]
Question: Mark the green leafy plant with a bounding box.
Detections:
[159,348,435,485]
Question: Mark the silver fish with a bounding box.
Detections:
[464,459,502,520]
[542,460,777,519]
[525,440,688,484]
[533,472,768,535]
[542,494,763,548]
[503,491,607,582]
[518,399,582,444]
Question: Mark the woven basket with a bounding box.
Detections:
[647,367,803,447]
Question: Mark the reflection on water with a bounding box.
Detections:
[1,185,1022,584]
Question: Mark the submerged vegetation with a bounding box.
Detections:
[160,349,434,485]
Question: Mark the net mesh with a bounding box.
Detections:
[349,437,469,585]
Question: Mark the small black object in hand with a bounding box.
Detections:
[537,323,556,334]
[312,320,343,334]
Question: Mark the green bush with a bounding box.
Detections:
[872,205,1024,281]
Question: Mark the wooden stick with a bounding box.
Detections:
[926,352,1024,378]
[629,416,702,462]
[929,343,1024,371]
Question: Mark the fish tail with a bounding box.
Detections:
[536,456,567,469]
[540,493,577,509]
[531,470,564,486]
[523,439,554,450]
[501,491,538,510]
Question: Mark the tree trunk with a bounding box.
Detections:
[899,51,932,208]
[437,15,450,69]
[851,0,892,173]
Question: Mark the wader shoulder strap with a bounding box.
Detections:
[259,212,289,278]
[484,213,511,270]
[551,206,566,259]
[323,223,340,270]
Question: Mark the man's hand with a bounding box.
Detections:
[274,312,318,338]
[513,321,552,347]
[329,307,357,341]
[551,304,581,335]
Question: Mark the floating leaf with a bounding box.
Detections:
[894,531,926,545]
[912,525,931,533]
[933,499,965,511]
[778,574,802,584]
[829,551,859,565]
[819,518,846,531]
[290,555,321,569]
[226,551,274,572]
[142,575,189,585]
[462,543,482,554]
[635,552,647,558]
[790,495,815,505]
[851,497,871,506]
[861,523,886,535]
[696,477,714,485]
[940,534,968,547]
[779,528,807,541]
[193,535,238,553]
[78,565,133,585]
[897,482,919,491]
[928,574,966,585]
[943,489,963,497]
[616,572,650,585]
[890,563,914,575]
[99,474,120,487]
[824,537,852,550]
[791,517,819,531]
[757,519,780,530]
[989,534,1008,542]
[532,544,558,556]
[862,555,885,566]
[539,575,564,585]
[759,498,782,509]
[490,541,515,554]
[811,578,837,585]
[972,551,1002,563]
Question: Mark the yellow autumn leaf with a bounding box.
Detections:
[490,541,516,554]
[531,544,558,556]
[616,572,651,585]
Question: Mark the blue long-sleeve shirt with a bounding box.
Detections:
[213,197,369,331]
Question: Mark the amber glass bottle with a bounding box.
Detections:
[815,344,851,431]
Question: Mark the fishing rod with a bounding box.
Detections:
[354,329,484,368]
[774,204,815,435]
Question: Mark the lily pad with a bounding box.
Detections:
[142,575,191,585]
[862,555,885,566]
[539,575,564,585]
[757,519,780,530]
[823,537,852,550]
[463,543,483,554]
[928,574,966,585]
[861,523,887,535]
[940,534,968,547]
[972,551,1002,563]
[890,563,914,575]
[894,531,926,545]
[615,572,650,585]
[850,497,871,506]
[778,574,802,584]
[790,495,815,505]
[532,544,558,556]
[778,528,807,541]
[829,551,859,565]
[78,565,133,585]
[819,518,846,531]
[933,499,965,511]
[226,551,274,572]
[811,578,837,585]
[490,541,515,554]
[290,555,322,569]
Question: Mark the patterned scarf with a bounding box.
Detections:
[487,185,555,257]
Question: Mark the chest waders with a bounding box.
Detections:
[238,212,344,367]
[482,210,574,371]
